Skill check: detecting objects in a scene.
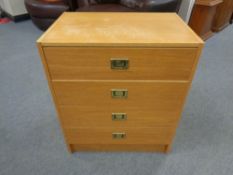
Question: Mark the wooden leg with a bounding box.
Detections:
[165,144,172,153]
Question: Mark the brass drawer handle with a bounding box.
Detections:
[111,58,129,70]
[111,89,128,98]
[112,132,126,139]
[112,113,127,121]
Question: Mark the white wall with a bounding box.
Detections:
[0,0,13,15]
[178,0,195,23]
[0,0,27,16]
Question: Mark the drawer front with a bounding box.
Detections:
[59,105,180,128]
[53,81,188,106]
[44,47,197,80]
[65,127,174,144]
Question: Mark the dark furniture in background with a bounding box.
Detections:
[230,12,233,24]
[189,0,223,40]
[212,0,233,32]
[73,0,181,12]
[25,0,71,30]
[25,0,182,30]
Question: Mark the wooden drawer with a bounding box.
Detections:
[59,105,180,128]
[44,47,197,80]
[53,81,188,106]
[65,127,174,145]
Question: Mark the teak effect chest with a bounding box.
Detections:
[37,12,204,153]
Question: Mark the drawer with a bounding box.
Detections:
[44,47,197,80]
[65,127,174,145]
[53,81,188,106]
[59,105,180,128]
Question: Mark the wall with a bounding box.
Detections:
[0,0,13,15]
[178,0,195,23]
[0,0,27,16]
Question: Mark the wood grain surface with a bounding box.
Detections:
[65,127,174,145]
[37,13,203,47]
[70,144,168,152]
[59,105,181,128]
[37,13,204,153]
[52,81,189,106]
[44,47,197,81]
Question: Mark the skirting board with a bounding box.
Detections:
[1,10,30,22]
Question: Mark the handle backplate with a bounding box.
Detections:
[112,113,127,121]
[111,89,128,98]
[111,58,129,70]
[112,132,126,139]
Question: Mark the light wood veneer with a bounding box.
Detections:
[65,127,174,144]
[44,47,197,81]
[37,13,204,153]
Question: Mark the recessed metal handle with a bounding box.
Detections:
[112,132,126,139]
[111,58,129,70]
[112,113,127,121]
[111,89,128,98]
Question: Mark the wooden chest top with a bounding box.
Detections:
[37,12,203,47]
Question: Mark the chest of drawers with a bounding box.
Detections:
[37,12,204,153]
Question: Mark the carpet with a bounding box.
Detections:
[0,20,233,175]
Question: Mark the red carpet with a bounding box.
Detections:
[0,17,11,24]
